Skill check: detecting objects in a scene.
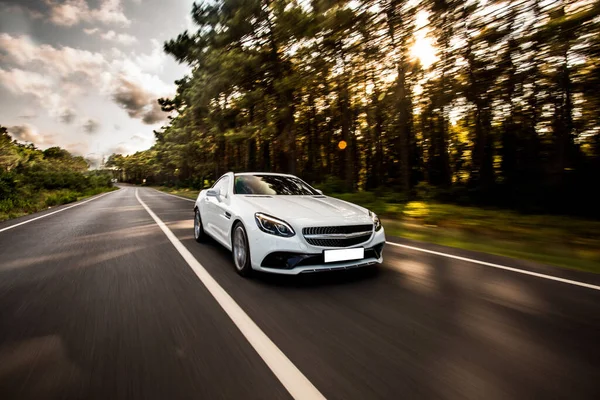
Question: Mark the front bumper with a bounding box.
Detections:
[247,225,386,275]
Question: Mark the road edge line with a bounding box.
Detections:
[0,188,120,234]
[386,241,600,291]
[153,188,195,202]
[135,189,326,400]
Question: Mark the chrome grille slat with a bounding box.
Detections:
[304,231,372,239]
[302,224,373,247]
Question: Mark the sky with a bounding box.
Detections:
[0,0,195,166]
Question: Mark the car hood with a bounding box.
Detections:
[237,195,372,225]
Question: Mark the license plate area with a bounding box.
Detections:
[323,247,364,263]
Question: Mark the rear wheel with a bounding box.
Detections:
[193,209,206,243]
[232,222,252,277]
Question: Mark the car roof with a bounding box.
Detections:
[232,172,297,177]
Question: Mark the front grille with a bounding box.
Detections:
[302,224,373,247]
[303,225,373,236]
[305,236,371,247]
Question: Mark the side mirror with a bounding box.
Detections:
[315,189,323,195]
[206,189,220,198]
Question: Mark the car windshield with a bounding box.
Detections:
[234,175,319,195]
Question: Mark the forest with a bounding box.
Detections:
[0,126,114,221]
[107,0,600,217]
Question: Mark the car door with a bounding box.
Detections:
[210,175,234,245]
[203,175,228,237]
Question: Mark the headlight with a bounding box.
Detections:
[254,213,295,237]
[369,210,382,231]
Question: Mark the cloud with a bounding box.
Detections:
[7,124,54,145]
[142,102,166,124]
[64,142,89,155]
[0,68,54,95]
[85,154,104,168]
[108,143,131,155]
[112,78,148,115]
[0,3,44,20]
[0,68,79,121]
[100,30,138,45]
[83,119,100,134]
[132,39,165,73]
[112,77,168,124]
[0,34,106,78]
[85,28,138,46]
[0,68,60,111]
[130,134,146,142]
[47,0,130,27]
[92,0,130,26]
[0,33,173,124]
[48,0,84,26]
[60,108,77,124]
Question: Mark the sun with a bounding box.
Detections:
[411,37,437,68]
[410,10,438,69]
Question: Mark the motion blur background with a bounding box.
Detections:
[111,0,600,218]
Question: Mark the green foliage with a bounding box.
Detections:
[0,127,115,221]
[314,176,348,194]
[0,171,17,199]
[45,190,79,207]
[403,202,431,220]
[414,182,437,202]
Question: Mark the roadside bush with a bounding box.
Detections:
[45,191,78,207]
[403,201,431,220]
[86,171,113,188]
[337,191,378,205]
[414,182,437,201]
[0,135,116,221]
[315,176,348,194]
[0,198,14,213]
[0,171,17,200]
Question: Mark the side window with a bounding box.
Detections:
[213,176,230,197]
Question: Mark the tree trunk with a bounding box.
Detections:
[340,80,353,190]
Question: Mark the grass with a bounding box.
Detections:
[0,186,118,222]
[154,186,600,274]
[153,186,198,200]
[332,193,600,274]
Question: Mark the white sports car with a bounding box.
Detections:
[193,172,386,276]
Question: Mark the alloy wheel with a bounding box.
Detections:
[233,226,247,270]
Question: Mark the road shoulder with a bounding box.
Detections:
[386,235,600,287]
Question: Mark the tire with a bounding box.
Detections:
[232,222,252,277]
[193,209,207,243]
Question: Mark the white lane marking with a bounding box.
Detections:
[135,189,326,400]
[386,241,600,291]
[0,189,120,234]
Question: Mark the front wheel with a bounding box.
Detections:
[232,223,252,277]
[194,209,207,243]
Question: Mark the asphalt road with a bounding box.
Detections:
[1,186,599,400]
